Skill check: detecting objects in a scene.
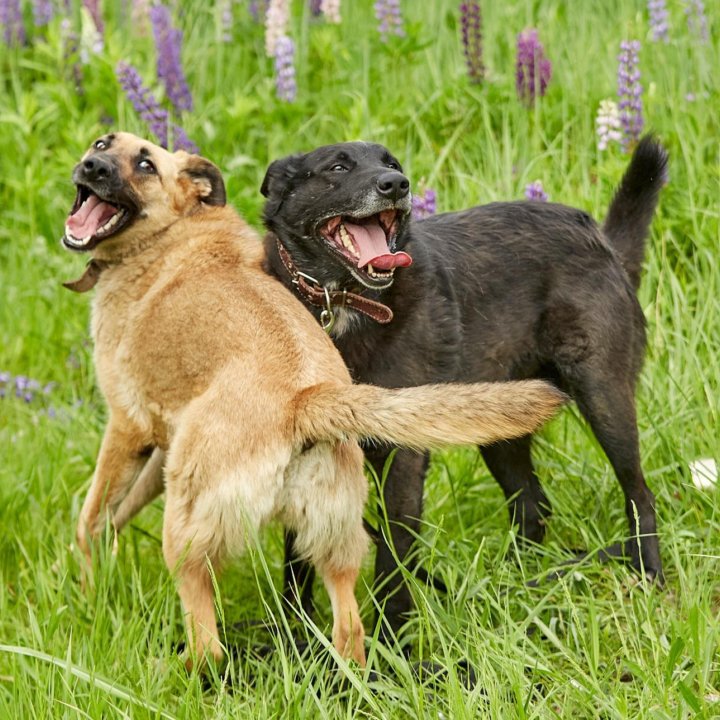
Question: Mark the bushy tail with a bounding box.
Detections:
[602,135,668,290]
[293,380,566,450]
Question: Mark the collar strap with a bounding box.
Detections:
[63,259,112,293]
[276,239,393,325]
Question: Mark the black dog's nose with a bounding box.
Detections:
[80,156,112,182]
[376,171,410,201]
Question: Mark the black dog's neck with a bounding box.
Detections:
[263,231,396,326]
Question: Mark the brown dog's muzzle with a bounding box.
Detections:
[64,156,138,252]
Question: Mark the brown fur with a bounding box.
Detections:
[69,133,565,670]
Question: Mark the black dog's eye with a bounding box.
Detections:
[330,163,348,172]
[94,139,107,150]
[387,161,400,170]
[138,158,156,174]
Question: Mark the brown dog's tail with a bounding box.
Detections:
[602,135,668,291]
[293,380,566,450]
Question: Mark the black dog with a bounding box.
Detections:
[261,138,668,641]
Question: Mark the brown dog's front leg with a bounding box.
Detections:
[77,418,149,560]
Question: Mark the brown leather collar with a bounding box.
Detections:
[276,239,393,327]
[63,259,112,293]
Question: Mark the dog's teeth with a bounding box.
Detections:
[338,224,359,257]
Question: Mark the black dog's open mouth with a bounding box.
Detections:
[63,185,135,251]
[318,210,412,287]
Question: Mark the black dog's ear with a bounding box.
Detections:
[260,154,304,198]
[182,155,227,206]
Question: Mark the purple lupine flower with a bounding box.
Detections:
[1,0,26,46]
[460,1,483,83]
[516,29,552,105]
[0,371,10,399]
[596,99,622,151]
[61,18,84,94]
[13,376,41,402]
[172,125,199,154]
[116,62,198,152]
[320,0,340,24]
[617,40,643,149]
[219,0,233,42]
[274,35,297,103]
[150,5,193,113]
[411,188,437,220]
[117,61,170,148]
[375,0,405,42]
[524,180,548,202]
[684,0,708,43]
[265,0,289,56]
[33,0,55,27]
[648,0,669,43]
[250,0,268,23]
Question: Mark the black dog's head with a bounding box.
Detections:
[261,142,413,290]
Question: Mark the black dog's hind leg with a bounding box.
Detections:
[368,447,429,647]
[283,530,316,617]
[481,435,549,545]
[574,377,662,581]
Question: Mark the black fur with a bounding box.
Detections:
[261,137,668,642]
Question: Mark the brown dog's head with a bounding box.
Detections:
[63,132,226,255]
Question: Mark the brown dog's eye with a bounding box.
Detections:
[138,158,156,174]
[94,139,107,150]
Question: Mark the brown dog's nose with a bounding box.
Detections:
[376,171,410,201]
[80,156,113,182]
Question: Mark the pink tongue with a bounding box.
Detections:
[344,220,412,270]
[67,194,119,238]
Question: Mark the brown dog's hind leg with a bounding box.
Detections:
[321,566,365,666]
[288,441,368,666]
[162,505,223,669]
[176,560,223,668]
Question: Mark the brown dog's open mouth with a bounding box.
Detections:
[318,210,412,286]
[63,185,135,250]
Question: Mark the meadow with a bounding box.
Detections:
[0,1,718,717]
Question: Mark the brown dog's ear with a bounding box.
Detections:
[260,154,304,198]
[182,155,227,206]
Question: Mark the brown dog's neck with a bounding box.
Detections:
[65,207,255,295]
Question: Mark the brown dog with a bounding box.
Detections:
[63,132,565,669]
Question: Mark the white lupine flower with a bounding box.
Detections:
[320,0,341,24]
[596,99,622,151]
[265,0,289,56]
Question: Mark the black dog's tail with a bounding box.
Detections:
[603,135,668,290]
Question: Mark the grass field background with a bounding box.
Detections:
[1,1,719,717]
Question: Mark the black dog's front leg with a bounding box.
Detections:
[367,447,430,646]
[283,530,316,617]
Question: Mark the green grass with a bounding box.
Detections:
[1,1,719,717]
